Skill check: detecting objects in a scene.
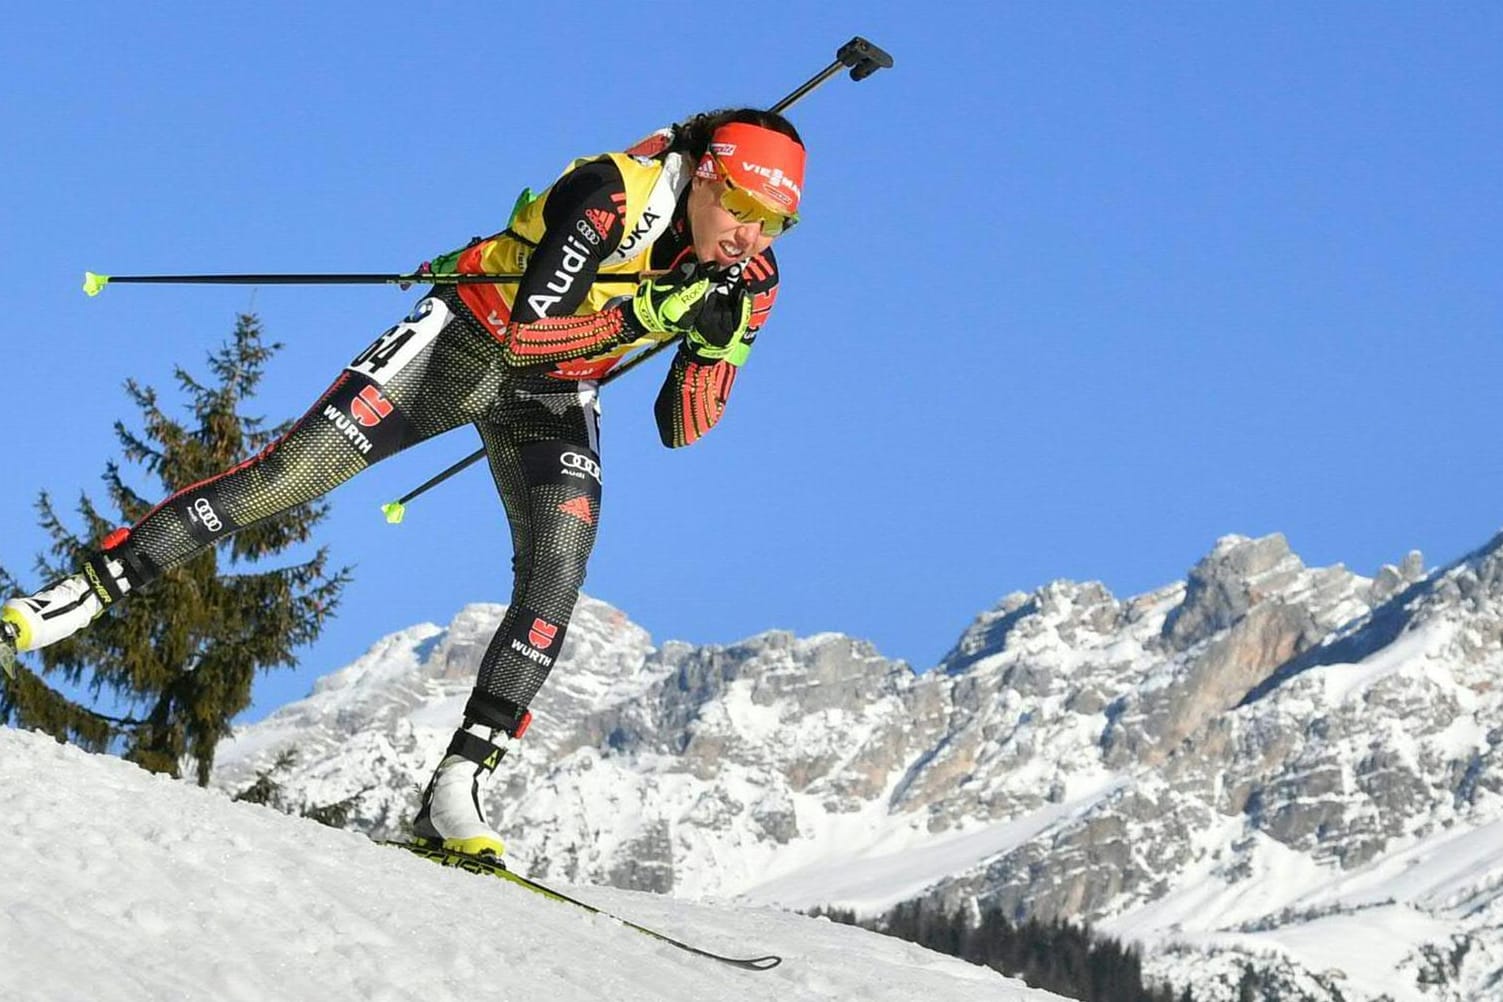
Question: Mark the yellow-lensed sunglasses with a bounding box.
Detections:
[711,158,799,237]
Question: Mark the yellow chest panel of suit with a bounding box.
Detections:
[469,153,675,319]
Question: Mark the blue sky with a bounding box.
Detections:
[3,3,1500,722]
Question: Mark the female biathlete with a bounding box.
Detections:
[0,108,805,857]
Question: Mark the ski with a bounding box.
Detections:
[381,840,783,971]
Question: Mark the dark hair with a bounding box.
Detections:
[667,108,804,161]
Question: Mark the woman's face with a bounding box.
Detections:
[686,176,777,267]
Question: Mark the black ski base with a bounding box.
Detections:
[381,840,783,971]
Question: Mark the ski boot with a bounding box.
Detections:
[1,548,139,653]
[1,534,148,680]
[412,691,533,858]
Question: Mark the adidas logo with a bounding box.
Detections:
[558,495,594,525]
[585,207,616,240]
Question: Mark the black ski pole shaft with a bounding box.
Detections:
[384,34,892,522]
[380,344,659,523]
[90,38,891,301]
[89,37,892,304]
[82,270,646,297]
[382,450,486,519]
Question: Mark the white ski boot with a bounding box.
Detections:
[0,549,140,679]
[411,693,532,858]
[412,726,509,857]
[3,560,126,648]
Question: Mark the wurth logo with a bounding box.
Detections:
[507,612,562,669]
[528,617,559,651]
[349,385,393,428]
[509,639,554,668]
[323,404,374,455]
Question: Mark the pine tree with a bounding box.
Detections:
[811,895,1200,1002]
[0,313,349,785]
[231,747,372,828]
[1235,964,1264,1002]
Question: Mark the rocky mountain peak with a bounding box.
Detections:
[937,579,1128,681]
[1369,549,1425,603]
[1160,533,1306,650]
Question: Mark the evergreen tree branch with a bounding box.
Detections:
[8,311,348,786]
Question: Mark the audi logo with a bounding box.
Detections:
[192,497,223,533]
[561,451,601,482]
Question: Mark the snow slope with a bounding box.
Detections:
[0,727,1061,1002]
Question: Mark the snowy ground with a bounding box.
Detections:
[0,727,1062,1002]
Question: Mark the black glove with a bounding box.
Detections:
[685,263,752,355]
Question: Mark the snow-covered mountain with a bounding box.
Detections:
[0,727,1055,1002]
[213,529,1503,1002]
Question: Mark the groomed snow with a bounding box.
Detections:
[0,727,1065,1002]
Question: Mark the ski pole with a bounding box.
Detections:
[81,270,647,297]
[82,37,893,303]
[382,34,893,524]
[380,353,642,524]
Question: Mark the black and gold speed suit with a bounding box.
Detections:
[89,145,782,733]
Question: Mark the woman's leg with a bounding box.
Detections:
[2,289,505,657]
[412,377,603,854]
[474,381,603,713]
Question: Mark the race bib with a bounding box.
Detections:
[347,296,452,385]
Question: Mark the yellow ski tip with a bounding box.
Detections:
[83,272,110,297]
[442,835,506,858]
[381,501,406,525]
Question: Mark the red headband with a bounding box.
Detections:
[695,122,806,215]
